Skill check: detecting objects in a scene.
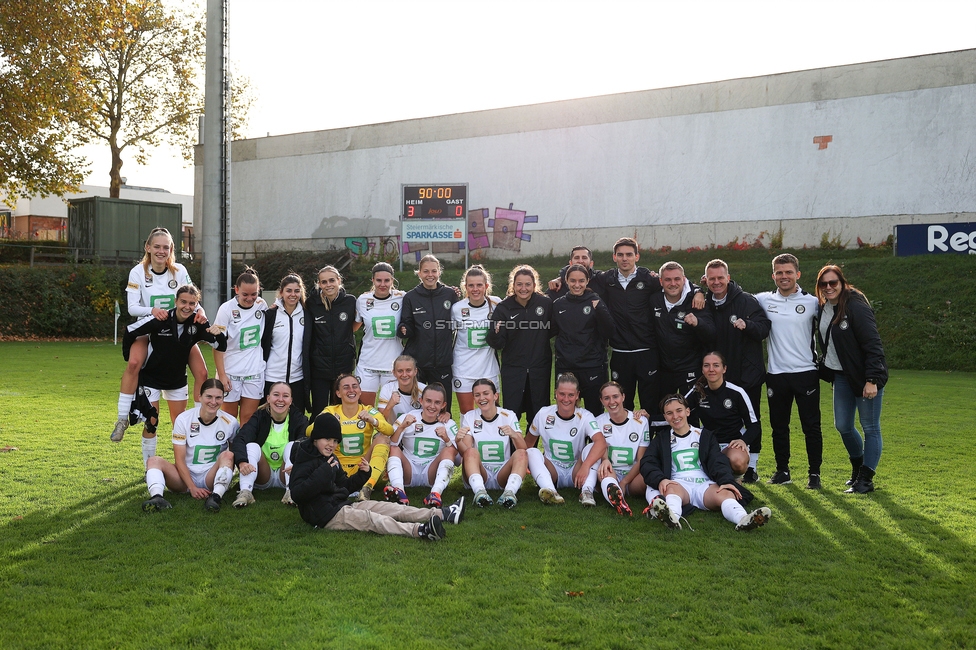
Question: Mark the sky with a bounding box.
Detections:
[79,0,976,196]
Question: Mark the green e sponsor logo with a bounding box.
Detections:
[239,325,260,349]
[672,449,701,472]
[192,444,221,465]
[342,433,365,455]
[372,315,396,339]
[608,446,634,467]
[479,441,505,463]
[150,294,175,309]
[548,440,575,463]
[413,437,440,458]
[467,327,488,348]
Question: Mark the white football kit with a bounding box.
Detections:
[394,409,458,487]
[356,291,405,376]
[596,411,650,481]
[461,408,521,489]
[668,426,715,509]
[451,297,501,390]
[377,380,426,421]
[214,297,268,399]
[126,263,193,318]
[172,406,239,488]
[529,405,601,487]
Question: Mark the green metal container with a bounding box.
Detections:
[67,196,183,262]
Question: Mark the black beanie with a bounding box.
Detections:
[309,412,342,442]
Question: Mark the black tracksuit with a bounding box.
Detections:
[684,381,760,447]
[589,267,662,411]
[289,438,370,528]
[124,311,226,390]
[303,289,357,416]
[231,406,309,468]
[650,291,715,406]
[398,282,458,407]
[487,292,553,423]
[551,289,614,414]
[816,291,888,396]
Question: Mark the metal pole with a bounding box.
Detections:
[202,0,224,313]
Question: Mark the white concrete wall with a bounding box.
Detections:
[199,50,976,257]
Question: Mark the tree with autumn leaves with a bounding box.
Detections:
[1,0,251,203]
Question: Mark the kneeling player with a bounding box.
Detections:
[457,378,527,509]
[525,373,606,505]
[290,413,464,540]
[594,382,651,516]
[385,383,459,507]
[230,381,308,508]
[142,379,239,513]
[640,394,770,532]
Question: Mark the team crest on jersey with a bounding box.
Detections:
[391,303,399,311]
[415,423,424,433]
[357,420,366,429]
[187,325,197,336]
[583,306,592,314]
[670,433,677,445]
[216,431,225,441]
[603,424,613,434]
[796,305,806,314]
[366,299,374,310]
[474,420,483,430]
[190,423,200,433]
[636,282,645,290]
[767,387,774,397]
[453,379,462,389]
[570,427,579,437]
[611,371,619,380]
[411,400,421,409]
[691,441,699,448]
[677,311,686,320]
[629,432,639,442]
[461,308,470,317]
[232,309,241,321]
[339,312,348,321]
[730,315,738,324]
[545,415,555,427]
[535,306,544,316]
[255,311,262,319]
[271,451,281,461]
[168,279,178,289]
[840,320,849,330]
[300,317,305,325]
[143,387,153,396]
[723,398,733,409]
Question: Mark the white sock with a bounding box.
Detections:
[213,466,233,497]
[468,473,486,494]
[645,486,661,502]
[527,448,555,491]
[118,393,135,420]
[239,443,262,492]
[749,453,759,469]
[146,468,165,497]
[283,442,295,487]
[504,473,523,494]
[141,436,156,468]
[431,459,454,495]
[721,498,748,524]
[386,456,405,490]
[666,493,683,515]
[600,476,618,502]
[580,444,598,492]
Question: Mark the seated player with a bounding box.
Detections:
[317,374,393,501]
[290,413,464,540]
[456,378,528,509]
[142,379,238,513]
[231,381,309,508]
[640,394,770,532]
[525,373,606,505]
[384,383,460,508]
[123,284,227,467]
[594,382,651,517]
[377,355,426,424]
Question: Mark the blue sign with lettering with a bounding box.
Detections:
[894,223,976,257]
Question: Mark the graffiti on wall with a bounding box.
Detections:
[344,236,400,258]
[403,203,539,262]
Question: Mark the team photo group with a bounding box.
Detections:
[112,227,888,541]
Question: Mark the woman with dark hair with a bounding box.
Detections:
[303,265,359,417]
[815,265,888,493]
[261,273,308,413]
[452,265,502,414]
[356,262,405,408]
[551,264,615,414]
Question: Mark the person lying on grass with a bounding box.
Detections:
[289,413,464,540]
[640,394,770,532]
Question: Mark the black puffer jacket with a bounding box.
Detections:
[551,289,614,369]
[398,283,458,367]
[589,267,661,351]
[289,438,370,527]
[303,289,357,380]
[705,281,770,389]
[817,291,888,395]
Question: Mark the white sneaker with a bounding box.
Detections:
[110,417,128,442]
[736,507,772,532]
[646,496,681,529]
[539,488,565,505]
[232,489,255,508]
[579,489,596,507]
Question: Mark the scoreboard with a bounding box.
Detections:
[402,184,467,219]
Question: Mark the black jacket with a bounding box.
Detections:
[816,291,888,395]
[487,293,553,370]
[589,267,661,351]
[397,283,458,367]
[552,290,614,369]
[289,438,370,527]
[544,264,572,301]
[123,311,226,390]
[640,427,754,504]
[232,406,309,467]
[650,291,715,373]
[684,381,760,447]
[303,289,356,381]
[705,281,770,389]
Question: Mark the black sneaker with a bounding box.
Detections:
[742,467,759,483]
[767,470,792,485]
[142,495,172,513]
[442,496,465,525]
[418,514,446,541]
[806,474,822,490]
[205,493,222,512]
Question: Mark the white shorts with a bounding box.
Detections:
[143,385,188,404]
[225,376,263,402]
[452,375,500,394]
[551,463,575,489]
[465,463,504,491]
[187,465,213,490]
[403,457,435,488]
[677,478,715,510]
[256,471,286,490]
[358,367,394,393]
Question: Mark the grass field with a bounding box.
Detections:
[1,341,975,649]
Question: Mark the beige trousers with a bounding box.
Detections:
[325,501,435,537]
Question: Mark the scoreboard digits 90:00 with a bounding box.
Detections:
[402,184,467,219]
